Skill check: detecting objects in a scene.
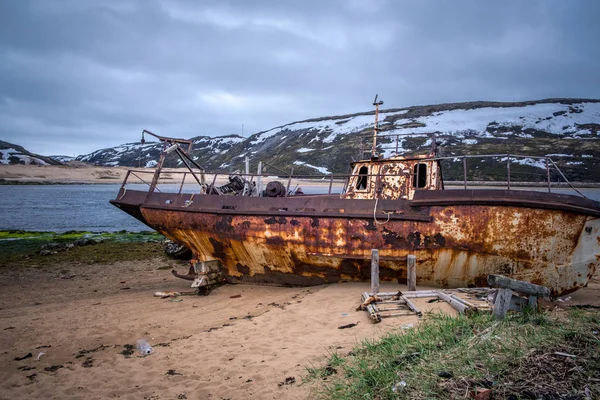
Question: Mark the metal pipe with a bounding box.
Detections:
[463,157,467,189]
[285,167,294,197]
[546,157,551,193]
[178,172,187,195]
[507,154,511,191]
[548,158,586,198]
[328,174,334,194]
[121,170,131,190]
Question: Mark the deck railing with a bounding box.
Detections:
[118,153,586,198]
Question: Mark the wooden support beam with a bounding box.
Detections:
[371,249,379,295]
[488,275,551,298]
[493,288,513,320]
[407,254,416,292]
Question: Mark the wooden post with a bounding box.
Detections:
[493,288,513,320]
[528,295,538,312]
[371,249,379,294]
[407,254,416,292]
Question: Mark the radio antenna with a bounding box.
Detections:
[371,94,384,158]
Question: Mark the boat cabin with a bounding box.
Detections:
[342,153,443,200]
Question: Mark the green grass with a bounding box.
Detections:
[0,230,167,268]
[307,310,600,399]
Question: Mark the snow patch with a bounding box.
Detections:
[293,161,331,174]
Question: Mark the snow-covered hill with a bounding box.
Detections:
[0,141,61,166]
[8,98,600,181]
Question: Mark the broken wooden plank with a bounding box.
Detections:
[493,288,513,319]
[488,275,551,298]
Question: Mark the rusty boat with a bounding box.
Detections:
[111,102,600,296]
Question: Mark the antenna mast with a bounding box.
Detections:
[371,94,384,158]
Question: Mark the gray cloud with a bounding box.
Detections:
[0,0,598,155]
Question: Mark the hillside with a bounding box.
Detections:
[0,141,62,166]
[5,98,600,182]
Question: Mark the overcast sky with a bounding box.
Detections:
[1,0,599,156]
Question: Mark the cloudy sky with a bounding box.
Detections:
[1,0,599,156]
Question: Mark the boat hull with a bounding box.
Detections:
[112,190,600,295]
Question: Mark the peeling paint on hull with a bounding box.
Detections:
[128,196,600,296]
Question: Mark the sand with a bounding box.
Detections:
[0,165,338,192]
[0,164,133,184]
[1,257,598,400]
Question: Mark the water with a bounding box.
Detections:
[0,184,149,232]
[0,184,599,232]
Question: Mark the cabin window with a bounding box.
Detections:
[356,166,369,190]
[413,163,427,188]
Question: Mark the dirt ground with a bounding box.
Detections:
[0,259,598,400]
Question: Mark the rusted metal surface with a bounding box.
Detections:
[342,154,442,200]
[110,127,600,296]
[111,188,600,296]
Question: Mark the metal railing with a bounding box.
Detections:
[118,153,586,199]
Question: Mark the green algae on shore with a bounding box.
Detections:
[0,230,167,268]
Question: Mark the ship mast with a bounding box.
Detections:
[371,94,384,159]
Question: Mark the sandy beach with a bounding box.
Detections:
[0,253,598,400]
[0,165,339,191]
[0,164,133,184]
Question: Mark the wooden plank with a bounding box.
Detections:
[400,295,422,317]
[380,312,415,318]
[368,291,438,298]
[437,292,470,314]
[487,275,551,297]
[375,300,407,305]
[449,294,478,310]
[371,249,379,295]
[493,288,513,320]
[407,254,416,292]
